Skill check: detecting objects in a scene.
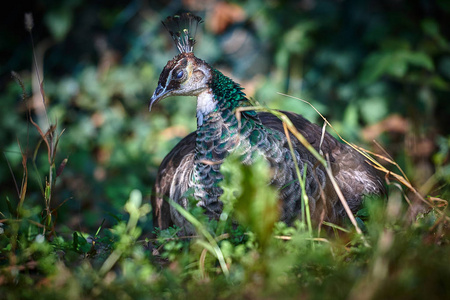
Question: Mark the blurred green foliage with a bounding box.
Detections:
[0,0,450,298]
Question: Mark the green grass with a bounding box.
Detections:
[0,123,449,299]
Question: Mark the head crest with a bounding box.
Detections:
[162,13,203,54]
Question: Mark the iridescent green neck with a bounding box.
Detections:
[209,69,254,113]
[192,69,261,210]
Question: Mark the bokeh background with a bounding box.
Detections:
[1,0,449,233]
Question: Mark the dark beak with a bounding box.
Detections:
[149,84,169,111]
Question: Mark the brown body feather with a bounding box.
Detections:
[152,111,384,230]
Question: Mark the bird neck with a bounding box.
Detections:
[192,69,262,213]
[209,69,253,111]
[196,68,256,127]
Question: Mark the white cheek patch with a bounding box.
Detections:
[197,89,217,126]
[165,62,179,87]
[156,69,174,98]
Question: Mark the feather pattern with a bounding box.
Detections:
[153,108,384,233]
[162,13,203,54]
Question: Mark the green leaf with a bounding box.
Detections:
[359,96,388,124]
[405,51,434,71]
[44,9,73,41]
[5,196,15,216]
[421,18,449,49]
[361,49,434,84]
[168,198,230,277]
[220,153,279,249]
[44,184,51,201]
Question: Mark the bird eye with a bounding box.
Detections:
[176,70,184,79]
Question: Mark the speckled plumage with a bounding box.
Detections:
[150,14,385,234]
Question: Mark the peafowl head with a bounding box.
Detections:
[149,13,213,112]
[150,13,252,125]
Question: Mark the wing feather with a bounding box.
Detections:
[152,111,385,230]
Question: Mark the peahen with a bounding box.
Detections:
[150,13,384,234]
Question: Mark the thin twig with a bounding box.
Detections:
[25,13,50,128]
[324,154,369,246]
[282,122,313,237]
[3,152,20,199]
[277,93,438,213]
